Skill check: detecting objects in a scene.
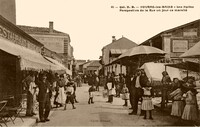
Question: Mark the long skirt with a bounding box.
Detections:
[56,87,66,104]
[171,100,184,117]
[141,97,154,111]
[182,104,198,121]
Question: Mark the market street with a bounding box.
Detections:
[36,83,195,126]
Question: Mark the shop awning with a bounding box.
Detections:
[44,56,72,75]
[0,37,56,70]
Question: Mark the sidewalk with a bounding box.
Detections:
[1,108,54,127]
[0,111,38,127]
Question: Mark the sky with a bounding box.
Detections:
[16,0,200,60]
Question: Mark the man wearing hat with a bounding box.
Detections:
[129,69,148,115]
[38,73,52,122]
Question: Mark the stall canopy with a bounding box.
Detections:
[44,56,72,75]
[180,41,200,58]
[140,62,181,81]
[0,37,57,70]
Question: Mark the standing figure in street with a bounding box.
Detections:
[119,74,125,96]
[170,82,184,117]
[64,81,76,110]
[141,82,154,120]
[56,74,67,107]
[22,71,36,116]
[38,74,52,122]
[53,73,60,108]
[121,84,129,106]
[106,73,115,103]
[94,73,100,91]
[88,74,93,86]
[161,71,171,109]
[125,73,133,109]
[88,85,96,104]
[29,78,37,115]
[76,75,81,87]
[129,69,147,115]
[115,75,120,97]
[69,77,79,103]
[182,88,198,123]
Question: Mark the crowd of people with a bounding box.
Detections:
[22,71,79,123]
[21,69,199,124]
[103,69,199,123]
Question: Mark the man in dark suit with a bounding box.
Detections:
[38,73,52,122]
[129,69,148,115]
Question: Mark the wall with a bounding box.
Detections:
[105,64,126,76]
[0,24,42,53]
[32,35,65,53]
[0,0,16,24]
[162,23,200,59]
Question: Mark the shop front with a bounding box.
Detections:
[0,36,59,104]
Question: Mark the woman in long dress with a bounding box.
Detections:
[56,74,67,106]
[105,73,115,103]
[170,83,184,117]
[182,89,198,122]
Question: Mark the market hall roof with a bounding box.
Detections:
[140,19,200,45]
[87,60,101,67]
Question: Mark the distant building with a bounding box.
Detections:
[87,60,101,74]
[0,0,16,24]
[140,19,200,63]
[80,61,92,74]
[101,36,138,75]
[18,22,74,70]
[75,59,87,72]
[79,60,101,75]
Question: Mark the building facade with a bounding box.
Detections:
[0,15,51,102]
[75,59,87,73]
[87,60,102,75]
[0,0,16,24]
[101,36,138,75]
[18,22,74,71]
[79,61,92,75]
[140,19,200,63]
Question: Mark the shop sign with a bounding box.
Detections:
[0,25,30,46]
[172,40,188,52]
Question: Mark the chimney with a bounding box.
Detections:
[49,21,53,33]
[112,36,116,42]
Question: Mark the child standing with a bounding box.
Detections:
[88,85,96,104]
[121,84,129,106]
[141,84,154,120]
[64,81,76,110]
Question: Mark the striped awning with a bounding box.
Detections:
[0,37,57,70]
